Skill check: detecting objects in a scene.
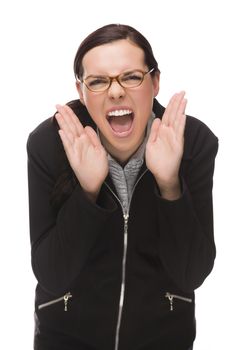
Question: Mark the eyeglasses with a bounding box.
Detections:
[79,68,155,92]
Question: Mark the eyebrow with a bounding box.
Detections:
[85,69,143,79]
[85,74,108,79]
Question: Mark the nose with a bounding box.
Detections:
[107,79,125,100]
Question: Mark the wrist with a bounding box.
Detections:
[156,177,181,201]
[79,182,102,203]
[84,191,98,203]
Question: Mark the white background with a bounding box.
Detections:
[0,0,241,349]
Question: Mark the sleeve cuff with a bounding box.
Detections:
[154,177,188,204]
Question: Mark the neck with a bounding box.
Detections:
[100,133,145,165]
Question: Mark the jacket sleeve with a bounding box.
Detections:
[156,118,218,292]
[27,124,116,295]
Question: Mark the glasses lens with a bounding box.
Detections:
[84,76,109,91]
[119,71,144,88]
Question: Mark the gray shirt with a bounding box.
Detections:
[107,113,155,212]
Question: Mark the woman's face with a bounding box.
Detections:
[76,39,160,162]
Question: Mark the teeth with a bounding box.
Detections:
[107,109,132,117]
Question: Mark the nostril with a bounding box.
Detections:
[108,86,125,99]
[110,94,124,100]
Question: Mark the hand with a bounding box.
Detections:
[145,91,187,199]
[55,104,109,201]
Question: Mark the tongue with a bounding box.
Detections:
[109,114,133,133]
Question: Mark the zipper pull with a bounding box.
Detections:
[63,293,72,311]
[123,213,129,224]
[165,293,174,311]
[123,213,129,236]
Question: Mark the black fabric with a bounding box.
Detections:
[27,99,218,350]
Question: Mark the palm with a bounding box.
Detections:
[67,131,108,192]
[55,104,108,196]
[146,92,187,187]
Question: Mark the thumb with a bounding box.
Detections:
[84,126,103,148]
[148,118,161,143]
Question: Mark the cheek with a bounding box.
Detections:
[82,90,91,106]
[83,96,106,126]
[84,93,101,113]
[135,87,154,113]
[136,81,154,103]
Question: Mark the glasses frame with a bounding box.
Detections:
[79,68,155,92]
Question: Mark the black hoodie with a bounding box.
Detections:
[27,99,218,350]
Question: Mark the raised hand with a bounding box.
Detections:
[55,104,109,201]
[145,91,187,200]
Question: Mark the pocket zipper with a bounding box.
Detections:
[38,292,72,312]
[165,292,192,311]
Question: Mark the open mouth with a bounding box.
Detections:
[107,109,134,137]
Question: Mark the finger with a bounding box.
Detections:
[158,123,169,140]
[62,104,84,135]
[58,129,73,154]
[177,97,187,117]
[56,104,83,136]
[177,114,187,142]
[84,126,103,148]
[174,98,187,134]
[148,118,161,143]
[56,105,76,135]
[168,91,186,126]
[162,91,186,126]
[161,93,177,125]
[55,112,73,135]
[78,132,91,155]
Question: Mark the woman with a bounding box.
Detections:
[27,24,218,350]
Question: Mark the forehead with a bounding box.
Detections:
[82,39,146,75]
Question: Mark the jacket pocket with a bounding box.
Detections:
[38,292,72,312]
[165,292,192,311]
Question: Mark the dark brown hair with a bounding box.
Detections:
[73,23,159,80]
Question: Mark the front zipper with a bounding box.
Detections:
[165,292,192,311]
[38,292,72,312]
[114,212,129,350]
[104,168,148,350]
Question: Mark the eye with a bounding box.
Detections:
[88,77,109,87]
[120,71,143,85]
[123,73,142,81]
